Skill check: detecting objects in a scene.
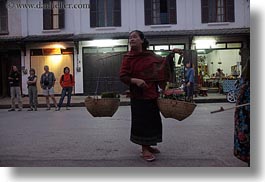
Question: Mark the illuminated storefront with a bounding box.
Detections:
[30,47,74,94]
[21,39,77,95]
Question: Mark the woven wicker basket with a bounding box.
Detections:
[157,98,197,121]
[84,97,120,117]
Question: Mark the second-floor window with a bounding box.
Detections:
[201,0,235,23]
[144,0,176,25]
[43,0,65,30]
[0,0,8,33]
[90,0,121,28]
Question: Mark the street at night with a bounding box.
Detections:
[0,103,247,167]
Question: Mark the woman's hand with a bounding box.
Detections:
[131,78,148,88]
[187,82,191,87]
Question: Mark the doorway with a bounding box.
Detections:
[0,50,21,97]
[82,51,127,95]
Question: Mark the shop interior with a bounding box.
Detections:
[195,40,242,94]
[149,40,243,95]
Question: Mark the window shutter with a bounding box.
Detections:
[90,0,97,27]
[58,0,65,29]
[0,16,8,32]
[43,0,52,30]
[168,0,176,24]
[0,0,8,32]
[113,0,121,26]
[201,0,209,23]
[226,0,235,22]
[144,0,152,25]
[208,0,216,22]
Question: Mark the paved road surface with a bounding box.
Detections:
[0,103,247,167]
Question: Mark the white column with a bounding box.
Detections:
[73,42,84,94]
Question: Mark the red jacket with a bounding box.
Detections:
[120,50,170,99]
[60,73,75,88]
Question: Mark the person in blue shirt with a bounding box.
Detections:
[184,61,195,102]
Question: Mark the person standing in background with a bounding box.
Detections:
[215,68,225,93]
[27,68,38,111]
[56,67,75,111]
[184,61,195,102]
[8,65,23,111]
[40,65,58,110]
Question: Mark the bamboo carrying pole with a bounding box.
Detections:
[210,103,250,114]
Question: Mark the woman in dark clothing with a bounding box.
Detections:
[27,68,38,111]
[120,30,181,162]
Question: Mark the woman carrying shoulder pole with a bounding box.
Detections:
[120,30,182,162]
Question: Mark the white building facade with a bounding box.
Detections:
[0,0,250,96]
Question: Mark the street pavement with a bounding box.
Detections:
[0,103,247,167]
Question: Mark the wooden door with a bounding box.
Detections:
[31,54,74,94]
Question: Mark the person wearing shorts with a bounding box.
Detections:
[40,65,58,110]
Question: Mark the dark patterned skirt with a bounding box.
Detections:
[234,82,250,165]
[130,99,162,146]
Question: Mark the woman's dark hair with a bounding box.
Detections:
[9,65,17,75]
[63,67,70,73]
[184,61,193,68]
[129,30,149,50]
[29,68,35,74]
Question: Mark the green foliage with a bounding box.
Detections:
[163,93,185,101]
[101,92,120,98]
